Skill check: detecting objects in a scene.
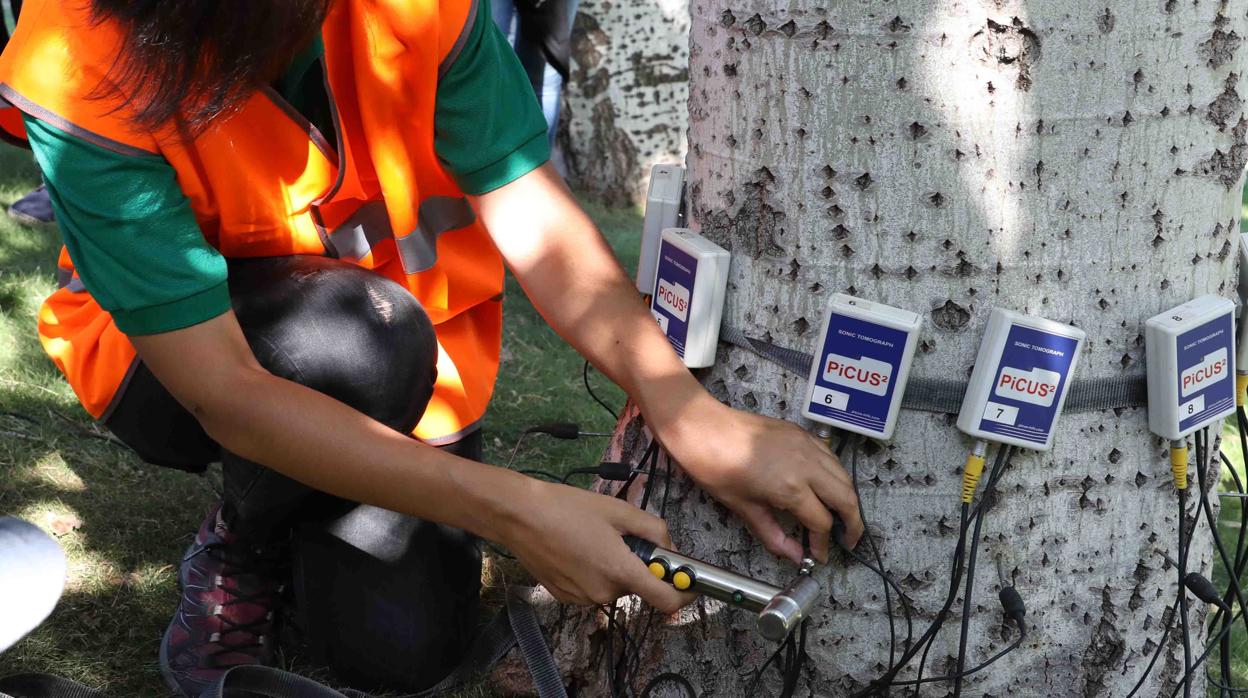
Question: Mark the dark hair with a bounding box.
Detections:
[91,0,332,133]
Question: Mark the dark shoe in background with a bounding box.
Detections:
[7,184,54,226]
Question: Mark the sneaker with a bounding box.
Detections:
[160,505,285,698]
[7,185,54,226]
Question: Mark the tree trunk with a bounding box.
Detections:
[549,1,1248,695]
[562,0,690,206]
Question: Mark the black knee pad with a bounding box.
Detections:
[227,256,438,433]
[291,505,482,691]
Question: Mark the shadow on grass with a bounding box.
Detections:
[0,145,216,695]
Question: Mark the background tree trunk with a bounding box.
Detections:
[550,0,1248,695]
[562,0,690,206]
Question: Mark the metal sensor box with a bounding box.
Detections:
[649,228,729,368]
[801,295,922,440]
[1145,295,1236,440]
[956,308,1086,450]
[636,164,686,293]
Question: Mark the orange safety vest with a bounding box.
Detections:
[0,0,504,445]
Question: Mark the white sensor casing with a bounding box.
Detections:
[956,308,1086,451]
[650,228,729,368]
[801,295,922,440]
[1145,295,1236,440]
[637,164,686,293]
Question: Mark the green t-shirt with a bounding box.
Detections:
[25,1,549,336]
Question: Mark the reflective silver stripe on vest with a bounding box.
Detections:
[56,268,87,294]
[328,201,394,262]
[394,196,477,274]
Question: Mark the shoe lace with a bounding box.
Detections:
[195,543,286,661]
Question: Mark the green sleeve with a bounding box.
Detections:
[434,0,551,195]
[23,115,230,336]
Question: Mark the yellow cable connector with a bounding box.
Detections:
[1237,373,1248,407]
[961,442,988,504]
[1170,439,1189,491]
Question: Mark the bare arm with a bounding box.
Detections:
[130,311,687,611]
[473,163,864,563]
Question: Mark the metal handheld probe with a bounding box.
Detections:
[623,535,821,641]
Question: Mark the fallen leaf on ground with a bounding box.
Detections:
[48,513,83,536]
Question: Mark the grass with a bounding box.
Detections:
[2,148,1248,697]
[0,143,637,696]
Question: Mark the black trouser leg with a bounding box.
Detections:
[106,255,443,538]
[104,255,483,689]
[218,255,440,539]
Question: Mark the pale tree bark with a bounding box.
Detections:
[562,0,690,206]
[545,0,1248,696]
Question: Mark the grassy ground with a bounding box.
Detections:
[3,142,1248,696]
[0,143,634,695]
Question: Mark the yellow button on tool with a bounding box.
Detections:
[648,562,668,580]
[672,569,693,591]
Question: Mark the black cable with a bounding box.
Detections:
[611,435,689,697]
[600,436,662,697]
[854,444,1013,698]
[857,503,969,698]
[583,360,619,421]
[660,449,674,520]
[1206,677,1248,694]
[1223,409,1243,689]
[869,520,965,698]
[638,441,661,511]
[1124,601,1178,698]
[1215,431,1248,694]
[914,445,1011,698]
[779,620,809,698]
[1126,447,1207,698]
[1169,594,1248,698]
[1195,426,1248,697]
[952,446,1012,696]
[835,434,850,458]
[517,468,562,481]
[561,463,641,485]
[849,441,912,674]
[615,440,659,504]
[602,601,634,698]
[1178,483,1193,698]
[745,630,794,696]
[883,631,1025,686]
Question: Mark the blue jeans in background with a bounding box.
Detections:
[492,0,578,170]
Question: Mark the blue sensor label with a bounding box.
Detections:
[977,325,1080,445]
[651,241,697,358]
[805,313,908,435]
[1176,313,1234,433]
